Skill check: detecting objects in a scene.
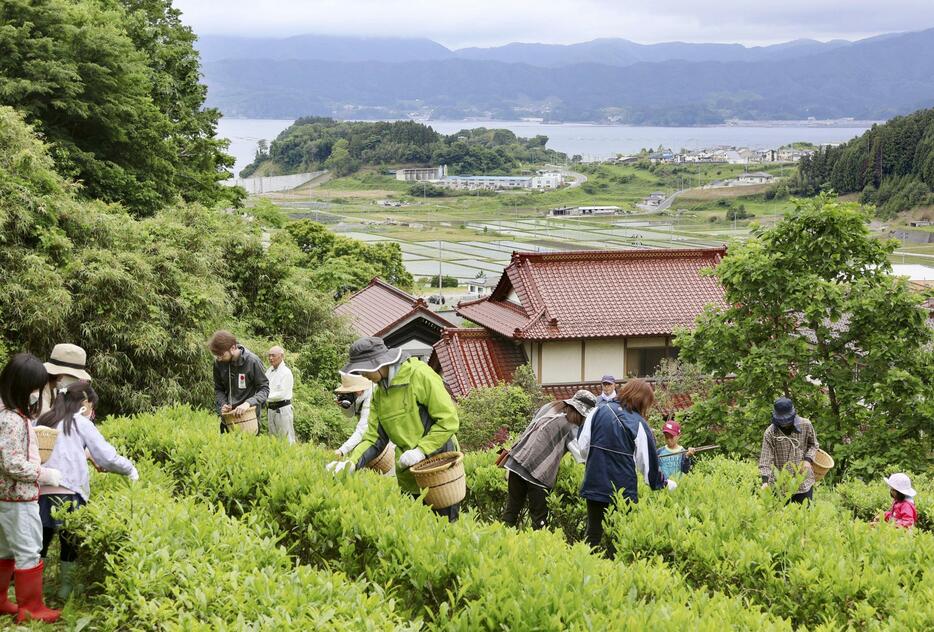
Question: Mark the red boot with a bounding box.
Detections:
[0,559,16,615]
[14,561,60,623]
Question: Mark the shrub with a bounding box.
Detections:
[67,461,417,630]
[102,408,788,630]
[456,383,534,450]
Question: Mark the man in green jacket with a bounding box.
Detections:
[326,337,461,521]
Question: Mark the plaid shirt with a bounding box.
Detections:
[758,417,818,493]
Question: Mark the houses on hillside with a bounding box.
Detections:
[430,248,727,398]
[614,145,816,166]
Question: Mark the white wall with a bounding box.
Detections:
[540,341,582,383]
[222,171,322,194]
[583,339,625,381]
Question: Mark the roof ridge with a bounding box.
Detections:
[368,277,419,305]
[511,247,727,264]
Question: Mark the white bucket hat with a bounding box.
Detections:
[883,473,916,498]
[44,343,92,381]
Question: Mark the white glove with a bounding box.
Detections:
[38,467,61,487]
[399,448,427,468]
[666,479,678,491]
[326,460,354,474]
[128,467,140,482]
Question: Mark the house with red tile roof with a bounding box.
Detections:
[430,248,727,398]
[335,278,455,360]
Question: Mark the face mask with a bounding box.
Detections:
[29,391,41,407]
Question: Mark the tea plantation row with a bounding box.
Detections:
[97,407,789,630]
[79,407,928,630]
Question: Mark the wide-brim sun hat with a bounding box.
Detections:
[341,336,403,374]
[44,343,92,381]
[564,389,598,417]
[883,473,916,498]
[335,371,373,393]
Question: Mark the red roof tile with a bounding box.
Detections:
[456,248,727,340]
[430,329,527,398]
[335,278,453,337]
[540,381,693,411]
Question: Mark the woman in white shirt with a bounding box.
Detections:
[333,372,393,475]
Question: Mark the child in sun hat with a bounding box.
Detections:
[882,473,918,529]
[656,418,695,481]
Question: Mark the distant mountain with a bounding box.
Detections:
[200,28,934,125]
[195,33,857,66]
[453,37,854,67]
[196,34,452,63]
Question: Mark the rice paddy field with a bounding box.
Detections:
[260,163,934,283]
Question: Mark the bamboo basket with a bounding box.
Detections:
[409,451,466,509]
[811,448,834,483]
[35,427,59,464]
[222,407,258,435]
[366,442,395,474]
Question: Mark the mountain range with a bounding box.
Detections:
[198,29,934,125]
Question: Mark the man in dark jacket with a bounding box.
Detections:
[210,331,269,434]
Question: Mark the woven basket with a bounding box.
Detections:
[222,407,258,435]
[35,427,59,464]
[811,448,834,483]
[409,451,466,509]
[366,442,395,474]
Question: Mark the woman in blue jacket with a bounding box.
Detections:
[578,379,673,557]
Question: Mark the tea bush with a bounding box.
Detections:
[65,459,418,630]
[102,407,788,631]
[603,456,934,630]
[833,472,931,529]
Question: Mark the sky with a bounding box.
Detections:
[174,0,934,48]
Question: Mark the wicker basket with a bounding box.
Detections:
[811,448,834,483]
[409,451,466,509]
[366,442,395,474]
[35,427,59,464]
[222,407,258,435]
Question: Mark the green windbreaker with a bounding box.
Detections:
[350,358,459,493]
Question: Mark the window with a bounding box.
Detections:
[626,346,678,377]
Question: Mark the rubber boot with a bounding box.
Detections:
[0,559,16,615]
[57,561,76,601]
[14,561,60,623]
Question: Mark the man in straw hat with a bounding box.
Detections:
[41,344,92,416]
[209,331,269,434]
[326,336,461,521]
[758,397,819,504]
[265,346,295,443]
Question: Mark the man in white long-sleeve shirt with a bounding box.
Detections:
[265,346,295,443]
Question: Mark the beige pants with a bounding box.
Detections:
[0,501,42,569]
[268,405,295,444]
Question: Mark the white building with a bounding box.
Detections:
[396,166,446,181]
[736,172,777,185]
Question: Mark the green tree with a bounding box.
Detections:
[677,194,934,476]
[0,0,240,215]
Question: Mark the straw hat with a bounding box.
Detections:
[335,371,373,393]
[44,344,91,381]
[883,473,916,498]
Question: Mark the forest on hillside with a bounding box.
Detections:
[794,107,934,217]
[241,118,568,177]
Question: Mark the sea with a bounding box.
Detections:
[217,118,872,177]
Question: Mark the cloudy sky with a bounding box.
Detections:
[174,0,934,48]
